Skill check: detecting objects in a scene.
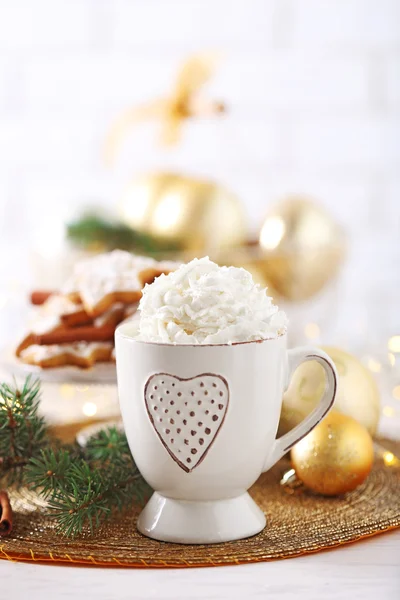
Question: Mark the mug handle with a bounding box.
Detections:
[262,347,337,473]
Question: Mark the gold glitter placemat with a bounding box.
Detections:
[1,439,399,568]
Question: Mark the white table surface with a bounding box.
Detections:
[1,530,399,600]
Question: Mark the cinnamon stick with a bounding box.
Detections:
[60,309,92,328]
[0,491,13,537]
[30,290,55,305]
[33,324,115,346]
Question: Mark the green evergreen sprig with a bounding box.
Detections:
[66,212,181,255]
[0,377,150,538]
[0,377,47,485]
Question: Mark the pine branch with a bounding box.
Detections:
[85,425,129,461]
[67,212,181,255]
[0,377,151,537]
[0,377,47,485]
[27,448,74,498]
[46,464,144,537]
[25,427,150,538]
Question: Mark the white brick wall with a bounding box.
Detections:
[386,56,400,107]
[112,0,279,48]
[291,116,399,171]
[0,0,399,340]
[292,0,400,47]
[0,1,94,49]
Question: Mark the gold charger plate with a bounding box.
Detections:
[1,439,399,568]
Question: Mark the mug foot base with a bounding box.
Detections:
[137,492,266,544]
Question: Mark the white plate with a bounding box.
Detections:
[0,347,117,383]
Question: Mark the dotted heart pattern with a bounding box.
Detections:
[144,372,229,473]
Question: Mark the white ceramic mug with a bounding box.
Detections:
[115,324,337,544]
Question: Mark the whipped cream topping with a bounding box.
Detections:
[136,257,287,344]
[62,250,159,309]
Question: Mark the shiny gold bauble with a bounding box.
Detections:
[291,412,374,496]
[214,246,273,289]
[213,243,282,301]
[258,197,346,301]
[119,172,247,253]
[280,347,380,436]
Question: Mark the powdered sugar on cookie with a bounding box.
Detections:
[63,251,157,312]
[20,342,114,369]
[17,250,179,369]
[29,294,80,335]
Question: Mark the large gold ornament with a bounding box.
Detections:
[105,53,224,163]
[280,347,381,436]
[119,172,247,253]
[291,412,374,496]
[258,197,346,301]
[214,244,274,288]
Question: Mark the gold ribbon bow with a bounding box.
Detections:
[104,52,225,165]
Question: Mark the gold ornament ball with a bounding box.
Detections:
[258,197,346,301]
[214,246,276,290]
[119,172,247,253]
[291,412,374,496]
[280,347,380,436]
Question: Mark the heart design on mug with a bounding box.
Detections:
[144,373,229,473]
